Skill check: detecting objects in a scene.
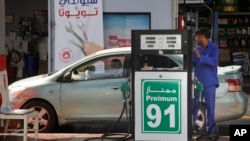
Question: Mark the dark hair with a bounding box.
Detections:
[111,59,122,68]
[111,59,121,63]
[195,27,211,39]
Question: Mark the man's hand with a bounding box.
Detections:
[193,48,200,58]
[82,42,103,56]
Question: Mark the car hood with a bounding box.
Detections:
[9,74,47,88]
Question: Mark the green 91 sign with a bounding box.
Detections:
[142,79,181,134]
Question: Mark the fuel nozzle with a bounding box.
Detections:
[194,80,203,102]
[120,81,130,102]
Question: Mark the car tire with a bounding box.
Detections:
[21,100,57,133]
[193,103,206,134]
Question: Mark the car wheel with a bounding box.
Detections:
[21,100,57,133]
[193,103,206,134]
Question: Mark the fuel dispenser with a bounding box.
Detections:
[131,30,193,141]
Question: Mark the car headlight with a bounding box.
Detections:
[8,86,26,102]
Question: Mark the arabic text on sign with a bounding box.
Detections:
[59,0,98,6]
[58,8,98,18]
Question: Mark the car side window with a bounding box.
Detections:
[140,54,179,69]
[71,55,126,81]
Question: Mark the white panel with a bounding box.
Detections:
[134,71,188,141]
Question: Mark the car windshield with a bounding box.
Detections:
[140,54,183,69]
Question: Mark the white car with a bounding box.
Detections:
[8,47,248,133]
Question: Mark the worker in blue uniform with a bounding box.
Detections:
[192,27,219,141]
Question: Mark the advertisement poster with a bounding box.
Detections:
[54,0,103,70]
[103,13,150,49]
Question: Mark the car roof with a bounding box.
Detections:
[92,47,131,55]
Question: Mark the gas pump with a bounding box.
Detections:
[131,30,193,141]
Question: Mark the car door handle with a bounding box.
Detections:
[111,84,121,90]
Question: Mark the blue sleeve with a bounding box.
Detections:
[199,43,219,67]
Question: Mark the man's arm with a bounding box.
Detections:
[199,44,219,67]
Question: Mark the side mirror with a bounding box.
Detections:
[63,71,72,82]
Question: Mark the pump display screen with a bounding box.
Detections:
[140,34,182,50]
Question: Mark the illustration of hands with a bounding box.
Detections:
[65,21,103,56]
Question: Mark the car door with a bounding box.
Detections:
[60,54,130,121]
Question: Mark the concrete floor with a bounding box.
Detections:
[1,133,129,141]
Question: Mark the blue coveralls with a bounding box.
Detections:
[192,41,219,133]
